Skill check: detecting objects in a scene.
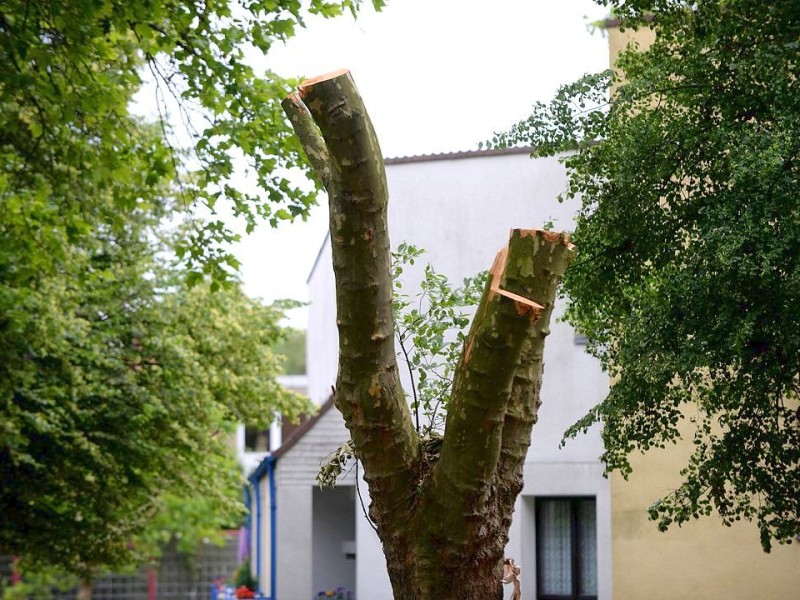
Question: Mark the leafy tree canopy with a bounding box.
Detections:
[272,327,307,374]
[1,0,383,284]
[0,195,311,576]
[1,0,381,579]
[493,0,800,550]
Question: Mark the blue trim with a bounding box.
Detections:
[247,454,277,600]
[253,478,262,588]
[268,457,277,600]
[248,453,273,484]
[243,484,252,530]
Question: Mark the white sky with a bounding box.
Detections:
[199,0,610,327]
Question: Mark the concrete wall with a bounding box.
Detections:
[306,246,339,405]
[306,149,611,599]
[605,20,800,599]
[607,20,655,76]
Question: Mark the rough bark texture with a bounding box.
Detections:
[283,71,575,600]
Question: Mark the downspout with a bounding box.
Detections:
[253,476,262,587]
[268,456,277,600]
[248,454,277,599]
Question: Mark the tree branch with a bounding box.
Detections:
[280,92,332,190]
[492,230,577,540]
[424,229,575,547]
[281,71,419,539]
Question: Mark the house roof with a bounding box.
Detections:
[248,395,337,482]
[384,146,533,165]
[272,394,337,460]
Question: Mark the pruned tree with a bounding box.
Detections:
[283,70,575,599]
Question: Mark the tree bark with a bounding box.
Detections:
[283,71,575,600]
[76,578,93,600]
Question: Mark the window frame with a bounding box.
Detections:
[535,496,598,600]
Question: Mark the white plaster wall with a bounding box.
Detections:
[313,486,357,596]
[307,240,339,406]
[306,149,612,599]
[275,484,313,600]
[275,406,354,599]
[383,152,578,284]
[355,474,393,600]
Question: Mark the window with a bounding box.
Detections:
[244,425,270,452]
[536,497,597,600]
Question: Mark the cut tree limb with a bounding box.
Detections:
[282,70,420,593]
[421,229,575,552]
[491,230,576,554]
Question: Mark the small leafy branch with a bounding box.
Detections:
[391,242,487,436]
[317,440,355,489]
[318,243,486,490]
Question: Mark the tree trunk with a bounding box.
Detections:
[283,70,575,600]
[76,578,93,600]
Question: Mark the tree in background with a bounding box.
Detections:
[1,0,382,589]
[0,192,312,586]
[272,328,307,375]
[1,0,383,283]
[284,71,575,599]
[493,0,800,550]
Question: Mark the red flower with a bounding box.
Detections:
[235,585,254,599]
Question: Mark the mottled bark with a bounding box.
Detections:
[283,71,575,600]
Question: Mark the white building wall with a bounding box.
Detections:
[275,405,356,600]
[312,486,357,595]
[305,149,611,600]
[307,248,339,406]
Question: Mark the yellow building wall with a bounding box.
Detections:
[611,440,800,599]
[606,20,800,599]
[607,21,655,67]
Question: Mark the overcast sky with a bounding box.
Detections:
[224,0,611,327]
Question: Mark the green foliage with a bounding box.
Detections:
[233,557,258,591]
[318,245,485,488]
[0,0,383,285]
[392,243,487,434]
[317,439,356,489]
[0,211,311,575]
[495,0,800,550]
[0,563,72,600]
[272,327,307,374]
[0,0,378,579]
